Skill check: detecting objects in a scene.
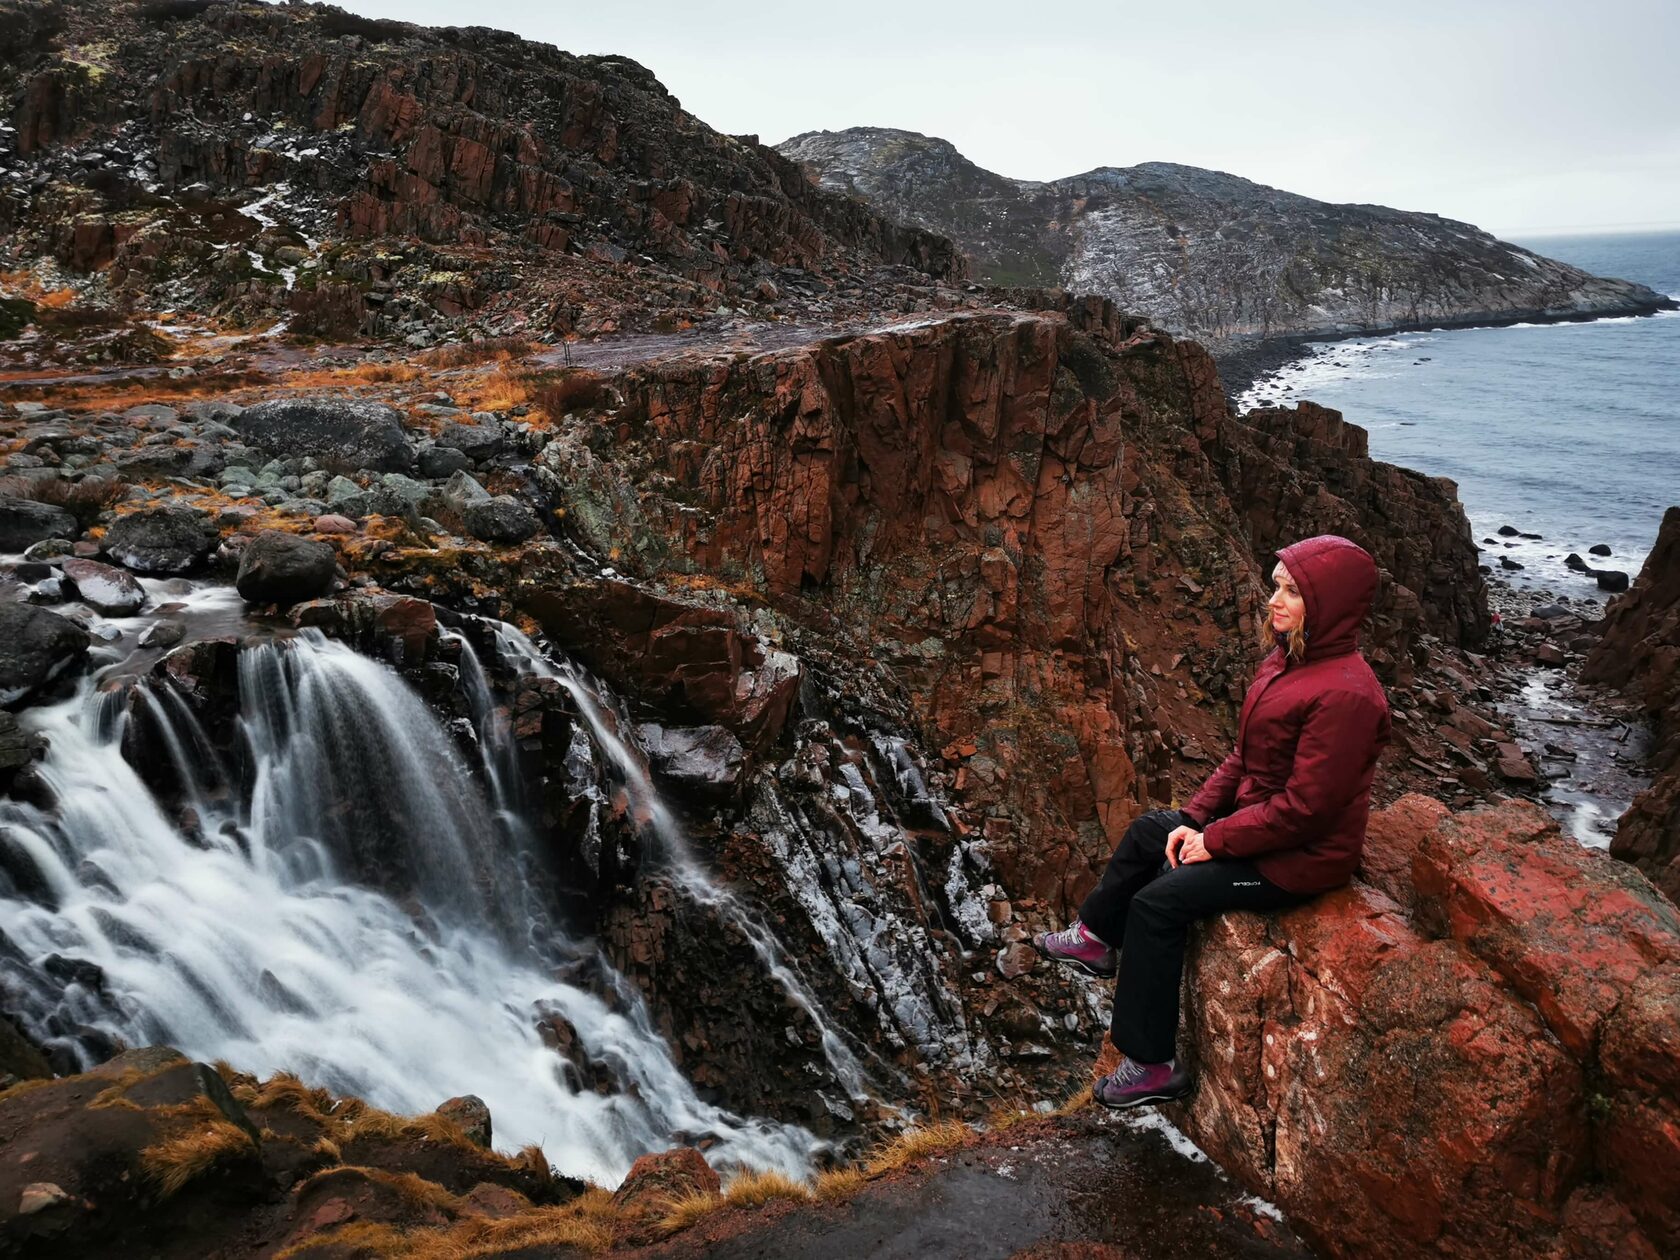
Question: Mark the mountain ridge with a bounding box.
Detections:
[777,126,1675,353]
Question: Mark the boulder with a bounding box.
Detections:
[433,1095,491,1148]
[462,496,541,543]
[234,531,339,606]
[0,498,78,552]
[232,398,414,472]
[102,507,218,574]
[0,603,89,704]
[611,1147,720,1215]
[417,444,471,478]
[61,558,146,616]
[1594,569,1630,593]
[437,421,505,461]
[1147,795,1680,1259]
[640,723,747,796]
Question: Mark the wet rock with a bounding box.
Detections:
[462,496,540,543]
[1499,556,1524,570]
[0,603,89,704]
[137,622,185,650]
[1565,553,1589,572]
[640,723,746,796]
[61,558,146,616]
[1589,544,1613,557]
[995,942,1037,978]
[235,531,339,606]
[102,507,218,574]
[1533,643,1565,666]
[434,1095,491,1148]
[1497,524,1520,536]
[0,498,78,551]
[21,539,74,562]
[232,398,414,472]
[1595,569,1630,593]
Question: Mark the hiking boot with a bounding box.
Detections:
[1032,920,1117,978]
[1092,1056,1192,1110]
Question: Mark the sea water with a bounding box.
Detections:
[1240,230,1680,592]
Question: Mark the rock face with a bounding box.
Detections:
[234,530,339,606]
[530,302,1487,907]
[1583,504,1680,901]
[778,128,1676,351]
[0,602,88,704]
[232,399,415,473]
[101,506,218,574]
[0,498,77,552]
[1116,795,1680,1260]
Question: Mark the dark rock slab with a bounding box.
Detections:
[102,507,217,574]
[0,498,77,552]
[232,398,414,472]
[0,603,89,704]
[234,531,339,606]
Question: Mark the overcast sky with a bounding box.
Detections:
[327,0,1679,237]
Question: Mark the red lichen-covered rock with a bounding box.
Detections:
[1112,795,1680,1259]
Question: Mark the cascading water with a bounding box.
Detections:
[0,629,821,1187]
[483,623,877,1102]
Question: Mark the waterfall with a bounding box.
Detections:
[0,630,820,1187]
[483,623,875,1101]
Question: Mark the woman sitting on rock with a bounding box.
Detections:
[1035,535,1392,1108]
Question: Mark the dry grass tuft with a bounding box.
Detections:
[862,1120,973,1179]
[284,362,422,390]
[813,1166,867,1203]
[1054,1085,1093,1116]
[274,1219,412,1260]
[528,369,611,420]
[0,473,129,525]
[416,337,536,369]
[426,1207,614,1257]
[722,1168,812,1209]
[566,1186,622,1225]
[656,1189,726,1236]
[140,1119,256,1197]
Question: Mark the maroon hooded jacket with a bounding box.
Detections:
[1182,536,1392,894]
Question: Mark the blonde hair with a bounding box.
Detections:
[1259,603,1308,662]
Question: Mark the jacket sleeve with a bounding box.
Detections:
[1201,689,1386,859]
[1181,749,1244,827]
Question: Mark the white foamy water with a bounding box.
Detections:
[0,631,820,1186]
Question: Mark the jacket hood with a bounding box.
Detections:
[1275,535,1378,661]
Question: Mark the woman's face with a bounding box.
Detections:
[1268,562,1306,634]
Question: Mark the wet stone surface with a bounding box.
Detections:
[646,1113,1305,1259]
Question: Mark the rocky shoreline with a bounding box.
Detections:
[1213,298,1680,402]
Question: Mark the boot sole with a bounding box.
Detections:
[1093,1083,1193,1110]
[1032,941,1116,979]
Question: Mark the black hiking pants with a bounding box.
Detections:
[1077,809,1309,1064]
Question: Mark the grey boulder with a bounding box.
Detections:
[462,496,541,543]
[235,531,340,606]
[232,398,414,472]
[0,603,90,704]
[103,507,219,574]
[62,558,147,615]
[0,497,78,552]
